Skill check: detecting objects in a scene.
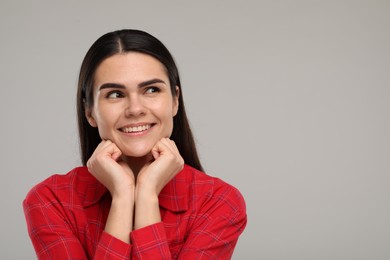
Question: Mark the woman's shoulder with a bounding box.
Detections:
[183,164,242,191]
[23,166,104,206]
[25,166,92,191]
[181,164,246,211]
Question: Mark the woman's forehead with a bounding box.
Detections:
[94,52,169,86]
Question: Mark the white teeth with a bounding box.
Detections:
[122,124,151,133]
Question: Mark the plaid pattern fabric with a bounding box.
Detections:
[23,165,247,259]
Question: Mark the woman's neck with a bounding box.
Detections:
[121,153,154,177]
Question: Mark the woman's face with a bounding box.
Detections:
[86,52,179,158]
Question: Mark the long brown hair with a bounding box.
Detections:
[76,29,203,172]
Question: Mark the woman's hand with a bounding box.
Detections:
[86,140,135,197]
[134,138,184,230]
[136,138,184,196]
[87,138,184,231]
[87,140,135,243]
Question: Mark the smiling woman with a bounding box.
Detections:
[23,29,247,259]
[87,52,179,163]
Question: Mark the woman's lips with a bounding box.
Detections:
[120,124,153,133]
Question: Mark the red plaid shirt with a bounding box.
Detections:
[23,165,247,259]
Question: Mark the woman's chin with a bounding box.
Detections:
[120,148,153,160]
[115,142,155,161]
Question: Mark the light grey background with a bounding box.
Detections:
[1,1,389,259]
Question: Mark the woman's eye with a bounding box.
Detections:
[107,91,124,99]
[145,87,160,94]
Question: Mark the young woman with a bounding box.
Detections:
[23,29,247,259]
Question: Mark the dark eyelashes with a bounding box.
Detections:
[145,86,161,93]
[106,90,124,99]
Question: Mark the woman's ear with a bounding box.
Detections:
[173,86,180,116]
[85,107,97,127]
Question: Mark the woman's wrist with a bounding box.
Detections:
[134,187,160,230]
[110,184,136,200]
[105,188,135,243]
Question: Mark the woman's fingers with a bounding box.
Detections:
[138,138,184,194]
[87,140,135,196]
[88,138,184,196]
[91,139,122,160]
[151,138,181,159]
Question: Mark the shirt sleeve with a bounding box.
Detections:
[23,185,133,260]
[178,185,247,259]
[95,231,132,259]
[129,184,247,259]
[130,222,171,259]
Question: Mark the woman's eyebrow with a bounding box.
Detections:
[99,83,126,91]
[138,78,167,87]
[98,79,167,91]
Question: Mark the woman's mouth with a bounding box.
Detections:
[120,124,153,133]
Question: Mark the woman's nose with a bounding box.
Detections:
[125,95,145,117]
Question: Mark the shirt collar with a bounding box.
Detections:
[82,165,190,212]
[158,165,189,212]
[80,167,107,208]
